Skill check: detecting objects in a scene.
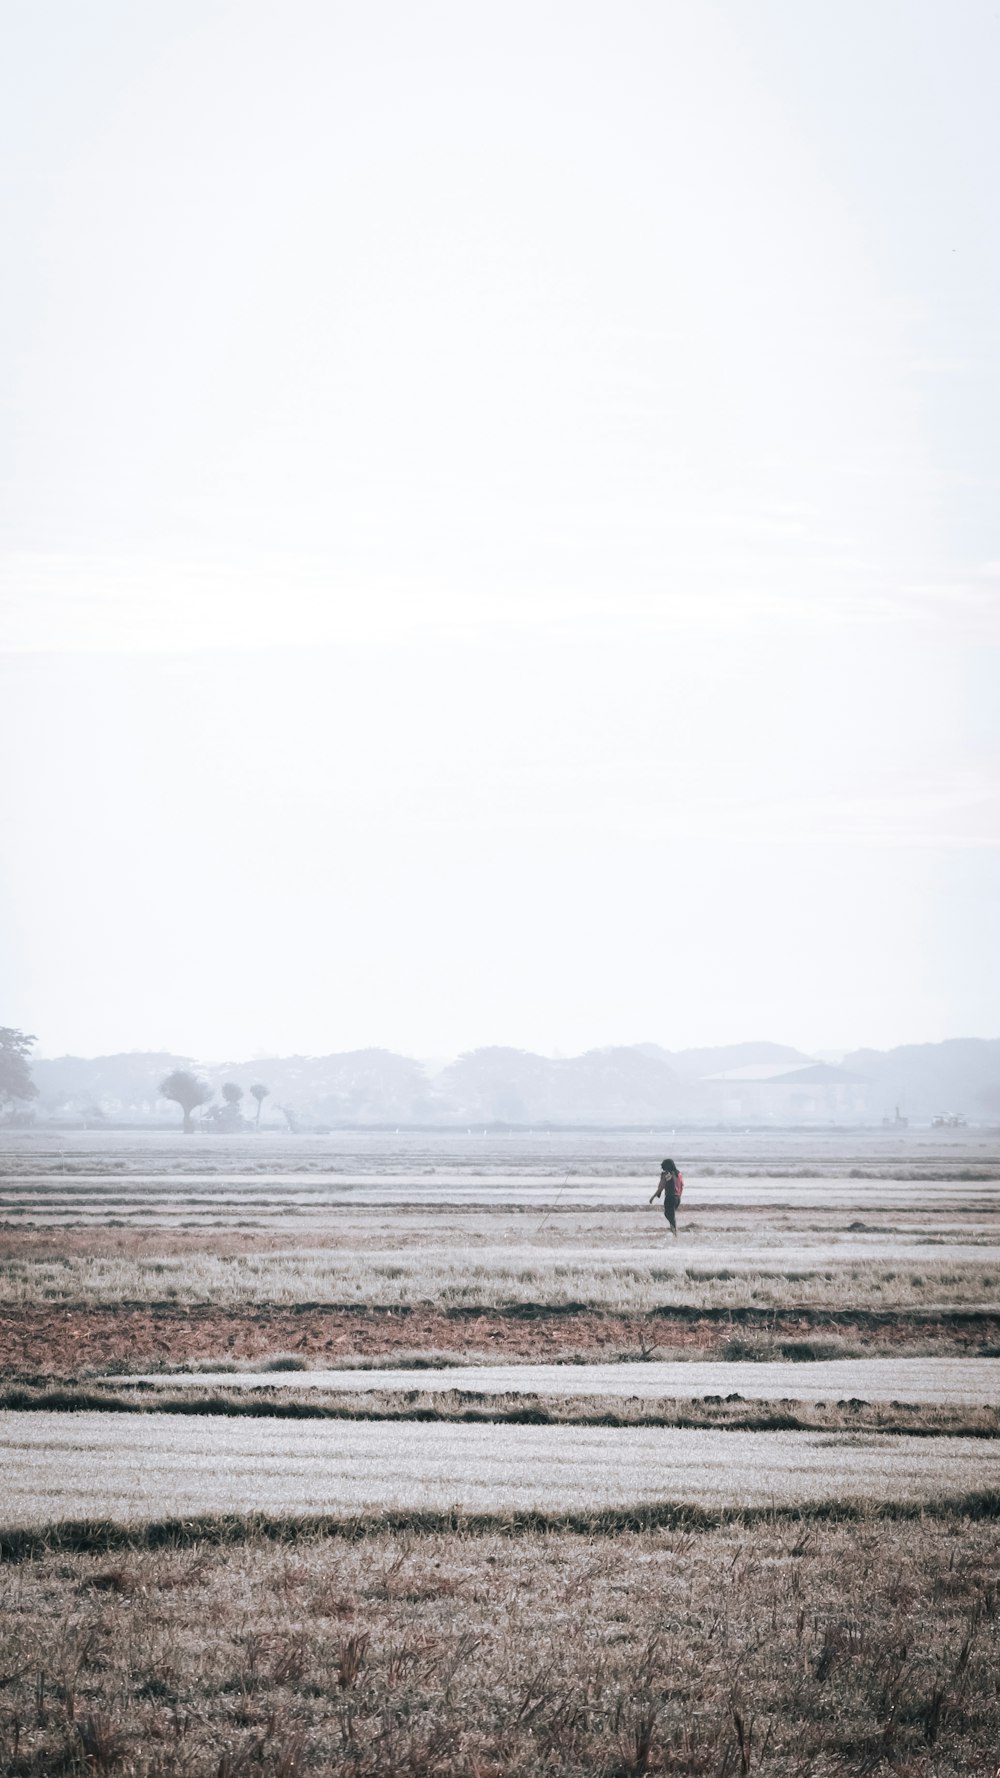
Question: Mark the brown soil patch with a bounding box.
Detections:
[4,1303,1000,1377]
[0,1230,362,1257]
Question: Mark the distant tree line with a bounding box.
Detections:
[10,1025,1000,1130]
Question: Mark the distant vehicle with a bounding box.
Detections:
[932,1112,967,1128]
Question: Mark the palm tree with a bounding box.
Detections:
[249,1082,269,1130]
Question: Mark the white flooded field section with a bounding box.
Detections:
[131,1357,1000,1405]
[2,1412,998,1524]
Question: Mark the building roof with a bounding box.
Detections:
[703,1061,866,1086]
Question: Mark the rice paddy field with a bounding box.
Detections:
[6,1412,1000,1525]
[124,1354,1000,1403]
[2,1126,1000,1773]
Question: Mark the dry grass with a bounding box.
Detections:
[3,1248,1000,1315]
[4,1381,1000,1440]
[112,1352,1000,1405]
[4,1411,1000,1526]
[4,1176,999,1324]
[1,1516,999,1775]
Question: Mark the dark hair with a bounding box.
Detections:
[660,1158,676,1173]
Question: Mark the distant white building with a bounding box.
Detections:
[699,1061,871,1124]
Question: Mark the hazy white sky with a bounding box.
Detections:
[1,0,998,1060]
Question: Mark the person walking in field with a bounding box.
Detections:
[650,1157,683,1236]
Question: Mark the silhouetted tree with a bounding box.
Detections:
[249,1082,269,1129]
[0,1028,38,1115]
[160,1068,212,1133]
[222,1083,244,1108]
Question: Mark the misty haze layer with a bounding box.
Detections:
[1,2,998,1056]
[26,1038,1000,1129]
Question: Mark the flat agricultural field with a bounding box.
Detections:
[3,1129,1000,1378]
[2,1128,1000,1774]
[5,1411,1000,1526]
[126,1354,1000,1403]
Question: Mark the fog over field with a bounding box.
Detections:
[10,1035,1000,1130]
[1,4,999,1072]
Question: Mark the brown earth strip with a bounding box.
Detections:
[4,1302,1000,1375]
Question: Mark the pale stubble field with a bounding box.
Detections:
[2,1128,1000,1774]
